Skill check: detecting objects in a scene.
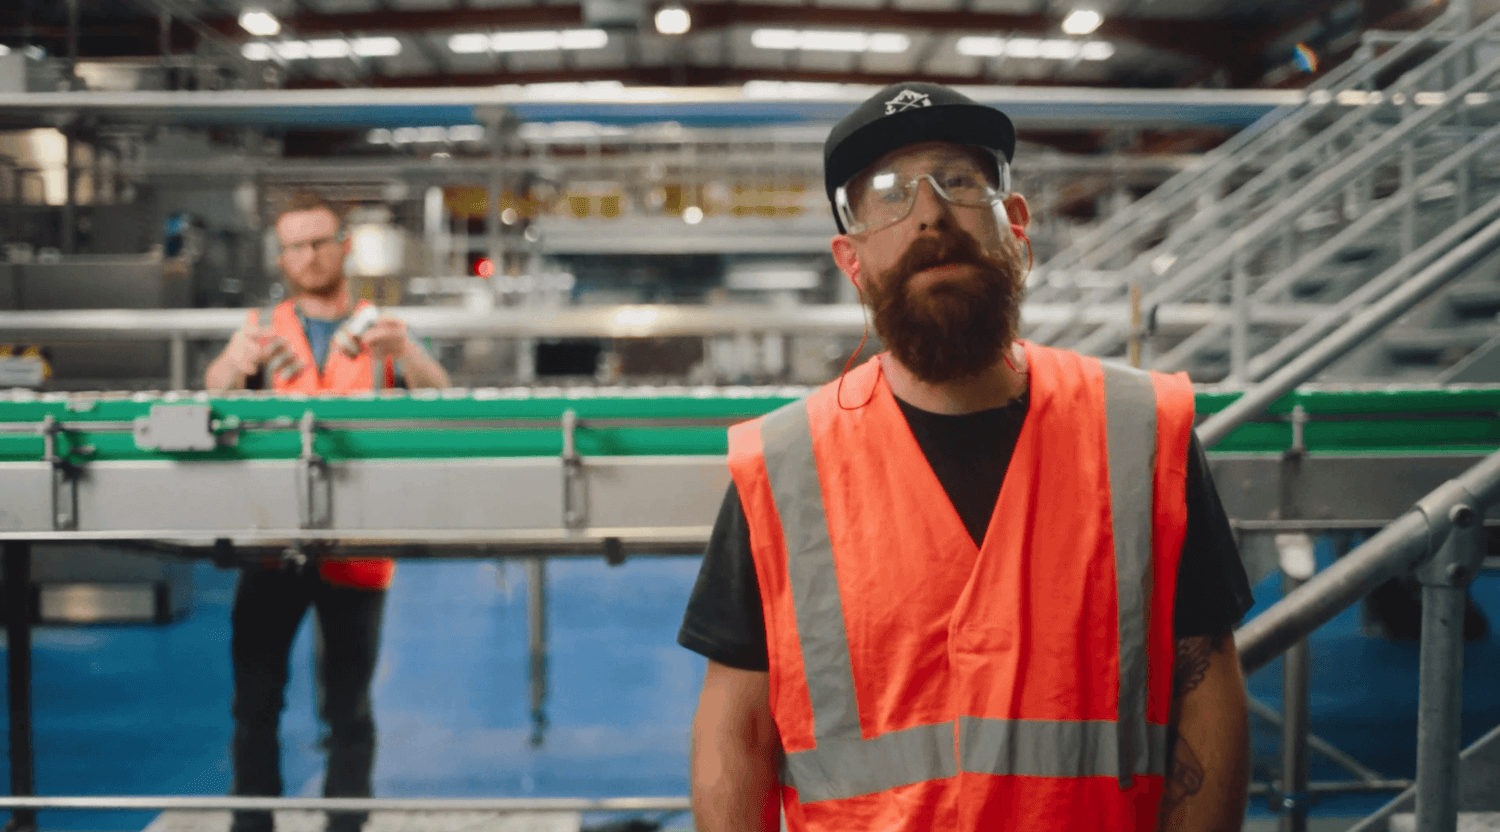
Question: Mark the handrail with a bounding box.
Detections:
[1154,158,1500,375]
[1235,445,1500,680]
[1070,47,1500,358]
[1030,6,1471,294]
[1195,212,1500,448]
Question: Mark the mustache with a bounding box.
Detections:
[890,226,1005,286]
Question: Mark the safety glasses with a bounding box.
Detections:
[835,149,1010,235]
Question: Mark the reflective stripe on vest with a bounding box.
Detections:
[761,361,1164,804]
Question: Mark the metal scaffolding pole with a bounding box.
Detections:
[2,541,35,832]
[1413,502,1485,832]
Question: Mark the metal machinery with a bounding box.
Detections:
[1,382,1499,827]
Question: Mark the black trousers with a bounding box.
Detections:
[230,565,386,832]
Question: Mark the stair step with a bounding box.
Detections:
[1388,812,1500,831]
[1448,284,1500,318]
[1383,325,1500,363]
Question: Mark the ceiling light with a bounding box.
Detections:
[307,38,351,59]
[482,29,608,52]
[1040,39,1080,59]
[1062,9,1103,35]
[275,41,310,60]
[683,206,704,225]
[1079,40,1114,60]
[1005,37,1040,58]
[749,28,909,53]
[750,29,799,50]
[241,42,274,61]
[956,36,1004,57]
[0,45,10,57]
[800,31,868,51]
[237,8,281,37]
[559,29,608,49]
[867,33,910,53]
[655,3,691,35]
[448,33,490,54]
[352,36,402,57]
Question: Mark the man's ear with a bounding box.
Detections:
[1002,193,1031,231]
[831,235,863,294]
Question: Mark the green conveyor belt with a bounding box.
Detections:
[1,385,1498,463]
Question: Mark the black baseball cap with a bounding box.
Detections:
[824,82,1016,233]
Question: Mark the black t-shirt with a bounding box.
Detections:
[678,392,1254,672]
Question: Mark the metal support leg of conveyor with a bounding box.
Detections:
[1413,501,1484,832]
[1277,532,1314,832]
[3,541,36,832]
[527,557,548,749]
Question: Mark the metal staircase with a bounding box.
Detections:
[1028,6,1500,385]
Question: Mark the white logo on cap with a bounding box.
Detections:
[885,89,931,115]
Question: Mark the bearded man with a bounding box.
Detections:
[678,83,1254,832]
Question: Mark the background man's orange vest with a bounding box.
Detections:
[257,299,396,591]
[727,343,1194,832]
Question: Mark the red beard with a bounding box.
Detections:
[866,222,1024,384]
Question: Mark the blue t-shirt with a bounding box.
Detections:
[296,309,346,372]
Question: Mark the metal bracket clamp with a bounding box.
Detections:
[133,404,218,452]
[1415,496,1487,588]
[295,410,332,530]
[41,414,77,531]
[561,408,587,530]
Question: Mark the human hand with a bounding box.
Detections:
[224,324,279,377]
[359,316,410,362]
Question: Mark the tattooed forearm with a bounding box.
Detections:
[1162,733,1205,812]
[1173,635,1213,697]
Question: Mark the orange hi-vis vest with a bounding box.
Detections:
[254,299,397,591]
[726,343,1195,832]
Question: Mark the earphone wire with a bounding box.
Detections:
[836,284,881,411]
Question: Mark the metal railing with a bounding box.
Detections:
[1030,6,1467,303]
[1033,8,1500,379]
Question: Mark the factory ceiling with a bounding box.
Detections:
[0,0,1442,95]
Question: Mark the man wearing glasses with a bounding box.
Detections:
[680,83,1253,831]
[205,192,448,832]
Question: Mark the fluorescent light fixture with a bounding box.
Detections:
[655,3,691,35]
[1062,9,1103,35]
[456,28,608,52]
[352,36,402,57]
[867,33,911,53]
[448,33,490,54]
[307,38,351,59]
[956,36,1004,57]
[491,31,560,51]
[416,126,448,142]
[367,128,392,145]
[0,45,10,57]
[1004,37,1041,58]
[750,28,909,53]
[751,29,798,49]
[741,80,849,98]
[238,8,281,37]
[1079,40,1114,60]
[956,35,1112,60]
[1040,39,1079,59]
[275,41,310,60]
[243,37,402,61]
[801,31,867,51]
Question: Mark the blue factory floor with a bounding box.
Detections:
[2,544,1498,832]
